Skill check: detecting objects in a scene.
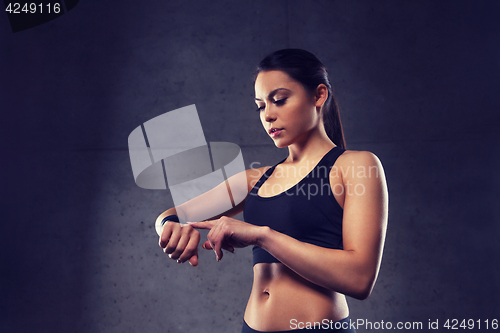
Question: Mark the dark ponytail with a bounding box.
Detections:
[255,49,346,149]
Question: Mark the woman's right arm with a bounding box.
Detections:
[156,167,268,266]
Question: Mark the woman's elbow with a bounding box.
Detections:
[342,272,377,300]
[350,284,374,300]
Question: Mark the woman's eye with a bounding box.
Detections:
[273,98,287,106]
[255,98,286,112]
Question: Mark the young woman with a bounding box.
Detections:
[156,49,388,333]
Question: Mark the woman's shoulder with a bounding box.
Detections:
[338,149,383,167]
[333,149,384,181]
[247,165,272,175]
[245,166,272,189]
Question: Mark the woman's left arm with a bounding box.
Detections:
[191,151,388,300]
[260,151,388,299]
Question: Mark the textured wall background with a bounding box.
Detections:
[1,1,499,332]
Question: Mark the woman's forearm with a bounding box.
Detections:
[256,226,382,300]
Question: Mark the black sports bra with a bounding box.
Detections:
[243,146,345,265]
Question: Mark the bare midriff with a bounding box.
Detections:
[244,262,349,332]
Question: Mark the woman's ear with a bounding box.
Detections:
[314,84,328,107]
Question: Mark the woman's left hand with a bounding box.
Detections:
[188,217,264,261]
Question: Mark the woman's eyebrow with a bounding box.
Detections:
[254,88,291,101]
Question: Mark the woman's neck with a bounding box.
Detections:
[286,129,335,164]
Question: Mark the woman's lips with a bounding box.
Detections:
[269,128,283,138]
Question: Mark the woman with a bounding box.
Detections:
[156,49,388,333]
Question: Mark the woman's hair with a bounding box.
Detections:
[255,49,346,149]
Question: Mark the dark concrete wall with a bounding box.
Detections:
[1,1,498,332]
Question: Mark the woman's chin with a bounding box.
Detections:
[273,139,289,149]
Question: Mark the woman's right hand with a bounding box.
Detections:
[158,221,201,266]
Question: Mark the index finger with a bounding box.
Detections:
[187,220,216,230]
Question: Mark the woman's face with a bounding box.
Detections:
[254,70,323,148]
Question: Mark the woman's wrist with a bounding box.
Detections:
[157,209,177,223]
[255,226,272,248]
[161,215,179,225]
[155,209,178,235]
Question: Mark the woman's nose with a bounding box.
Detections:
[263,107,276,123]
